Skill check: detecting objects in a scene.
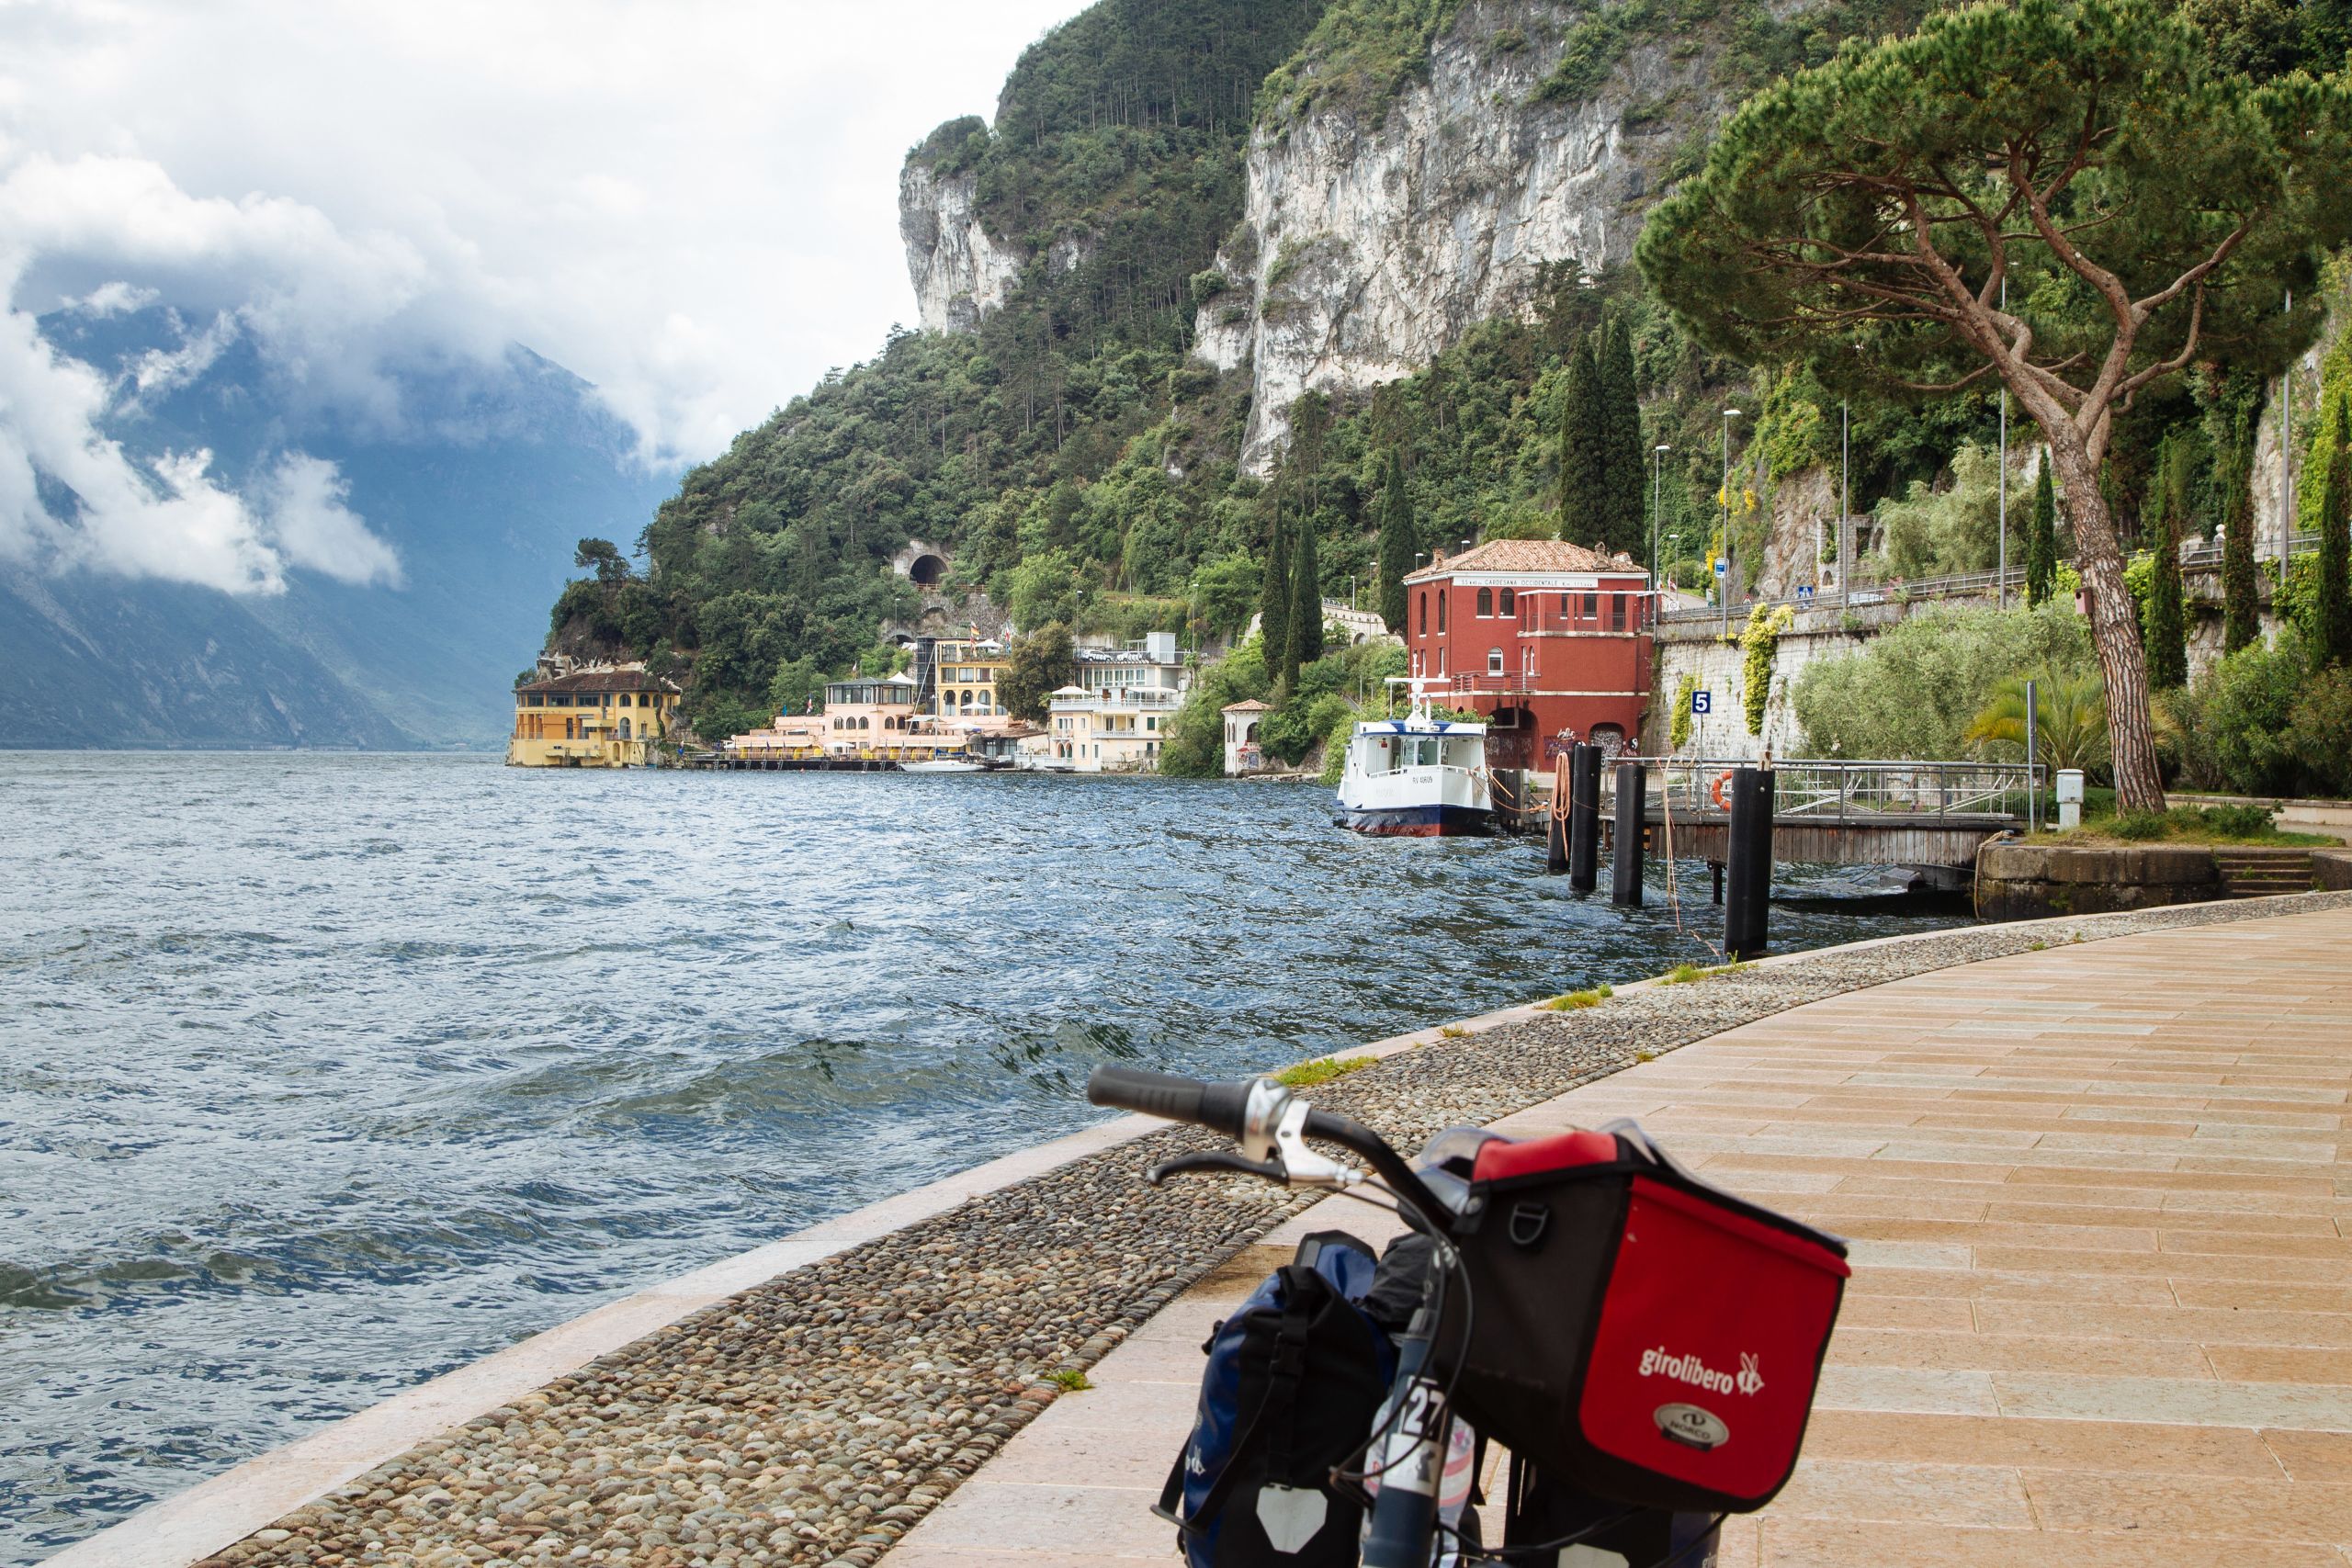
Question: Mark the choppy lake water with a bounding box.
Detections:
[0,752,1966,1561]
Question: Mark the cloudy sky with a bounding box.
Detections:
[0,0,1087,592]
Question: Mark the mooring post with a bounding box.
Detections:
[1611,761,1646,906]
[1545,752,1569,872]
[1567,743,1601,893]
[1723,766,1777,958]
[1710,862,1724,904]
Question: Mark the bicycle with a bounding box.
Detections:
[1087,1063,1846,1567]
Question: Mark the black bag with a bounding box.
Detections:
[1504,1451,1722,1568]
[1159,1231,1396,1567]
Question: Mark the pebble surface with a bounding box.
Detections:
[191,892,2352,1568]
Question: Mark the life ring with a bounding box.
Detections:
[1709,770,1735,810]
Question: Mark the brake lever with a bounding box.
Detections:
[1148,1150,1288,1185]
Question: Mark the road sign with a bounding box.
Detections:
[1713,558,1728,577]
[1796,583,1815,601]
[1690,690,1713,715]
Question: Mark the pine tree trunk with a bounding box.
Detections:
[2048,434,2166,813]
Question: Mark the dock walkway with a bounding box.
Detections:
[889,904,2352,1567]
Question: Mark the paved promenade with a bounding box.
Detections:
[891,904,2352,1567]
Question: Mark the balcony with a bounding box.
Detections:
[1450,672,1533,695]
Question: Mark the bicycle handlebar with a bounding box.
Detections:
[1085,1065,1251,1137]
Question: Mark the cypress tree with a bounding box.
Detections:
[1287,513,1324,681]
[2320,389,2352,669]
[1556,336,1605,540]
[1258,502,1290,672]
[2146,484,2189,691]
[2222,404,2260,654]
[2025,461,2059,607]
[1600,317,1646,558]
[1376,446,1415,635]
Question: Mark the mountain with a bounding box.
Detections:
[9,307,673,749]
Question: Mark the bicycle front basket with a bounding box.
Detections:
[1435,1122,1849,1515]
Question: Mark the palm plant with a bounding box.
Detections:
[1964,668,2110,776]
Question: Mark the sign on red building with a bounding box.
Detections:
[1402,539,1655,770]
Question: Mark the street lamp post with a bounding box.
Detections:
[1721,408,1743,640]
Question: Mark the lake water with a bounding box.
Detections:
[0,752,1964,1562]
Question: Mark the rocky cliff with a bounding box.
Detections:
[1196,0,1724,472]
[899,161,1023,335]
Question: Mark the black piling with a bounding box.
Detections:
[1723,766,1777,959]
[1611,761,1646,906]
[1544,755,1569,873]
[1567,743,1601,893]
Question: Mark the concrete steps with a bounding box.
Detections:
[2212,846,2316,897]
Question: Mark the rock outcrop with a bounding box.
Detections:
[899,162,1022,335]
[1196,0,1723,473]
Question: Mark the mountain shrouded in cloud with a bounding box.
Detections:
[0,0,1088,745]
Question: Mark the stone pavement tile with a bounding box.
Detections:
[1995,1201,2339,1236]
[1766,1458,2031,1527]
[1775,1193,1992,1224]
[1757,1517,2347,1567]
[1976,1301,2352,1348]
[968,1417,1176,1490]
[1832,1295,1976,1331]
[1844,1266,2177,1305]
[1973,1245,2352,1281]
[2263,1429,2352,1483]
[895,1481,1166,1555]
[886,1546,1165,1567]
[1840,1241,1972,1270]
[1797,1411,2284,1478]
[1989,1373,2352,1429]
[2023,1471,2352,1542]
[2202,1347,2352,1385]
[2022,1164,2336,1194]
[1811,1367,2000,1416]
[1825,1327,2211,1380]
[2160,1228,2352,1258]
[2174,1280,2352,1312]
[1831,1217,2159,1251]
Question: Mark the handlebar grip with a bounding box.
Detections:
[1086,1066,1251,1137]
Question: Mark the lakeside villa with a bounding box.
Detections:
[505,660,682,768]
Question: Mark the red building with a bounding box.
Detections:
[1403,538,1654,770]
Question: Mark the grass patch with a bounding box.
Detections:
[1046,1370,1092,1393]
[1542,984,1615,1010]
[2034,801,2330,848]
[1274,1055,1378,1089]
[1657,960,1753,986]
[1438,1022,1470,1039]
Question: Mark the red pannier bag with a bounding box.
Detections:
[1433,1121,1849,1515]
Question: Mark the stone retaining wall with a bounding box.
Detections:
[2317,849,2352,891]
[1974,842,2219,920]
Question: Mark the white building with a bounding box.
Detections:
[1222,698,1271,774]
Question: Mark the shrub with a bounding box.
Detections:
[2197,634,2311,797]
[2110,810,2168,840]
[1793,603,2094,760]
[1669,671,1697,751]
[2288,665,2352,797]
[2198,803,2278,838]
[1275,1055,1376,1088]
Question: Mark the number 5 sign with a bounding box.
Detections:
[1690,689,1713,715]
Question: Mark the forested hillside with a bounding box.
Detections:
[546,0,2352,746]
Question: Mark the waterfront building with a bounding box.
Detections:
[1049,682,1182,773]
[1222,698,1272,775]
[1402,539,1654,769]
[1070,630,1187,702]
[822,673,922,757]
[507,663,681,767]
[932,638,1012,719]
[722,712,828,763]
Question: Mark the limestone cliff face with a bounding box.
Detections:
[1197,0,1723,473]
[899,162,1022,335]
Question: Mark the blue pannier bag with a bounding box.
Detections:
[1157,1230,1397,1568]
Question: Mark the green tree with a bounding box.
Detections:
[1963,669,2112,774]
[1193,552,1261,641]
[2319,389,2352,667]
[2145,484,2190,691]
[1556,335,1605,542]
[997,623,1076,723]
[1287,513,1324,681]
[2222,438,2262,654]
[1259,510,1291,688]
[1600,317,1646,558]
[1376,446,1416,634]
[2025,464,2060,608]
[573,537,630,584]
[1637,0,2352,811]
[1008,547,1081,632]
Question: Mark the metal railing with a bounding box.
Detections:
[1630,758,2042,821]
[1656,565,2027,626]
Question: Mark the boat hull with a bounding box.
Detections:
[1340,803,1495,838]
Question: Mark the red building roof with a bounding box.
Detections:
[1403,538,1641,582]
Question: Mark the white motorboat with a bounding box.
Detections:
[1334,679,1492,836]
[901,756,989,774]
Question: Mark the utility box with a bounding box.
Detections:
[2056,768,2086,831]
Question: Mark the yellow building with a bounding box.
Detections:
[932,638,1012,719]
[507,664,681,767]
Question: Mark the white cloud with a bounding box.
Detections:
[260,453,402,589]
[0,0,1092,464]
[66,279,156,315]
